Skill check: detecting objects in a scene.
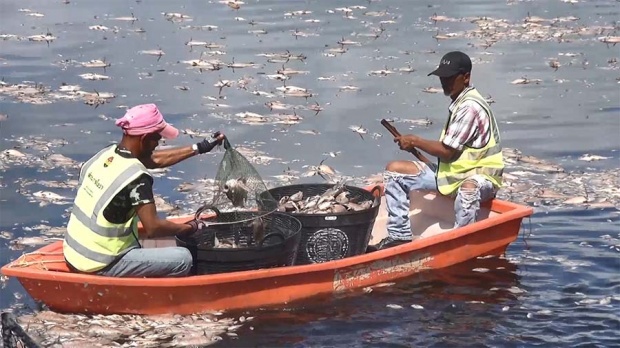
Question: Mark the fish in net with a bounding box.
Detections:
[189,137,282,249]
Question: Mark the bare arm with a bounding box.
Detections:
[410,137,460,163]
[135,202,193,238]
[141,146,197,169]
[395,135,460,163]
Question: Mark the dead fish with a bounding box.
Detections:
[511,77,543,85]
[277,182,372,214]
[223,178,249,207]
[11,236,60,247]
[277,66,309,75]
[110,14,138,22]
[422,87,443,93]
[88,25,109,31]
[163,12,192,21]
[265,100,294,111]
[214,79,234,95]
[139,49,165,60]
[307,101,324,115]
[579,154,609,161]
[349,125,368,139]
[228,59,258,71]
[598,36,620,46]
[78,73,110,80]
[368,68,395,76]
[337,37,361,46]
[339,85,360,92]
[81,59,111,70]
[251,217,265,245]
[548,59,561,71]
[27,33,56,44]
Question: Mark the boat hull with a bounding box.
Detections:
[2,190,532,315]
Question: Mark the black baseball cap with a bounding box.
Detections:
[427,51,472,77]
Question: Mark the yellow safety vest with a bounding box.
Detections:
[436,88,504,196]
[63,145,149,272]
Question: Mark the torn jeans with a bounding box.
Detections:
[384,162,497,240]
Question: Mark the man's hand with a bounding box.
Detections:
[394,134,420,152]
[195,132,225,154]
[185,219,207,234]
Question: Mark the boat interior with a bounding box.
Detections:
[141,190,497,248]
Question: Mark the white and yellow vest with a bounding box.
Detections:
[63,145,149,272]
[436,88,504,196]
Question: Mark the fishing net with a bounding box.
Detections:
[205,137,278,218]
[178,138,299,273]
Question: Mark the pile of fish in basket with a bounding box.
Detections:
[175,137,381,274]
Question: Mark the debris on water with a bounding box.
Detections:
[2,310,243,347]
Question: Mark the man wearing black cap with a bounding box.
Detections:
[373,51,505,250]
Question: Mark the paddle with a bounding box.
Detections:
[380,119,432,166]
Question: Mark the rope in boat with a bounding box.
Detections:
[7,252,64,270]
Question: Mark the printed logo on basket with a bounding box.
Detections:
[306,228,349,263]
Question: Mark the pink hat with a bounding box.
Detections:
[115,104,179,139]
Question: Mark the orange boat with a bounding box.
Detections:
[1,185,533,315]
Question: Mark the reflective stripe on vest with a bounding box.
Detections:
[64,145,149,272]
[436,88,504,196]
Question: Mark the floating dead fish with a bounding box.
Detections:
[349,125,368,139]
[81,59,111,70]
[139,49,165,59]
[368,68,395,76]
[277,66,310,75]
[337,37,361,46]
[511,77,543,85]
[88,25,109,31]
[78,73,110,80]
[214,79,234,95]
[598,36,620,46]
[27,33,57,44]
[228,59,258,70]
[339,85,360,92]
[110,14,138,22]
[422,87,443,93]
[579,154,610,162]
[10,236,61,248]
[163,12,192,21]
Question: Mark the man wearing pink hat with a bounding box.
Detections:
[63,103,224,277]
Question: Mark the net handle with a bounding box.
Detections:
[258,231,286,248]
[369,185,382,207]
[194,205,221,221]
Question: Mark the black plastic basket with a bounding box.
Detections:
[260,184,381,265]
[176,207,302,275]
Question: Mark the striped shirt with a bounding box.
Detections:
[441,86,492,151]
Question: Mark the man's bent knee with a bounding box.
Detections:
[172,248,193,276]
[386,161,422,175]
[458,179,479,194]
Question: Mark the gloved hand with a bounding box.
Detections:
[185,219,207,234]
[195,132,226,154]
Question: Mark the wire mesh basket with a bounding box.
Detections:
[176,206,302,275]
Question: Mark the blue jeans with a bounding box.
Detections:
[384,161,497,240]
[97,247,193,278]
